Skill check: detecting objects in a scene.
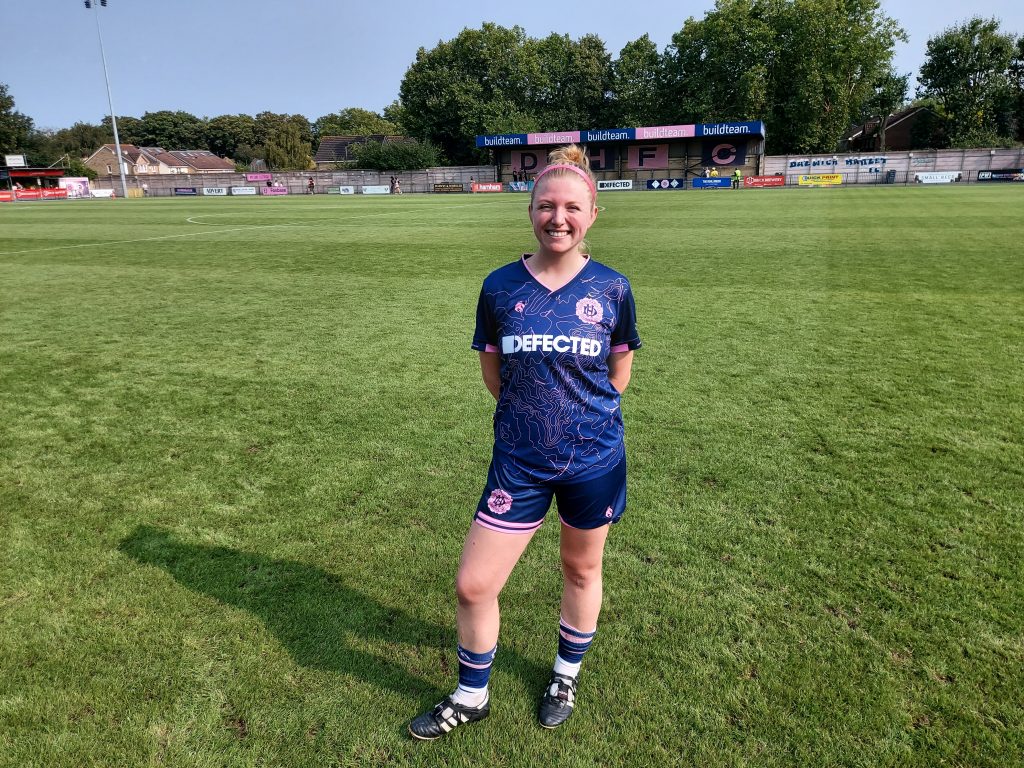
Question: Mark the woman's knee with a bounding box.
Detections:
[561,557,602,590]
[455,569,500,607]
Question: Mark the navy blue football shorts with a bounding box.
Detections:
[473,456,627,535]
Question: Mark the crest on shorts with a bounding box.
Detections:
[576,297,603,324]
[487,489,513,515]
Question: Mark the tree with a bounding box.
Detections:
[662,0,905,154]
[351,139,441,171]
[312,108,399,142]
[860,70,910,150]
[531,33,613,130]
[264,121,313,170]
[399,24,543,163]
[918,18,1018,147]
[205,114,257,158]
[0,83,34,156]
[134,110,207,149]
[254,112,312,149]
[610,35,666,126]
[100,115,143,145]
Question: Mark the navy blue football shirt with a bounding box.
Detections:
[472,255,642,482]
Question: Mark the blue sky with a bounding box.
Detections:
[4,0,1023,130]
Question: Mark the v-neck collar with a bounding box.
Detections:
[521,253,591,294]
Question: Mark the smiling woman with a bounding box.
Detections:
[409,144,643,740]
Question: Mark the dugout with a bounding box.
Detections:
[477,121,766,187]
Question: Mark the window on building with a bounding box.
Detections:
[106,164,111,173]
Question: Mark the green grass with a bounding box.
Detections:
[1,187,1022,767]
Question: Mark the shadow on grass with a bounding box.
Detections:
[119,525,546,703]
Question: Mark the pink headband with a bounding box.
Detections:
[534,163,597,198]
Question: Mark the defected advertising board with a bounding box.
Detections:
[362,185,391,194]
[977,169,1024,182]
[691,178,732,188]
[798,174,843,186]
[174,187,198,195]
[230,186,258,195]
[744,175,785,188]
[646,178,686,190]
[202,187,228,196]
[597,179,633,191]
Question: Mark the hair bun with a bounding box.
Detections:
[547,144,589,170]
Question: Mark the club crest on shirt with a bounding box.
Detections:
[487,489,513,515]
[576,297,603,324]
[514,301,525,313]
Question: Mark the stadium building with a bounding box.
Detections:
[476,121,766,189]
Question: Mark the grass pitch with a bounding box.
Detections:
[1,187,1022,767]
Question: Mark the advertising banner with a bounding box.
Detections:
[174,187,198,196]
[91,189,116,198]
[246,173,272,181]
[798,174,843,186]
[702,140,747,167]
[646,178,686,190]
[231,186,258,195]
[636,124,696,140]
[744,175,785,188]
[913,172,962,184]
[597,180,633,191]
[0,190,11,202]
[472,182,503,193]
[977,169,1024,182]
[327,186,355,194]
[432,183,465,193]
[14,189,42,200]
[692,177,732,189]
[202,187,228,196]
[4,154,26,167]
[628,145,668,170]
[59,177,91,198]
[508,182,532,192]
[41,188,68,199]
[361,185,391,194]
[260,186,288,195]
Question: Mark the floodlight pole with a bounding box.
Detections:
[88,0,128,198]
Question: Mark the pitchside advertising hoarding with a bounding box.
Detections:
[260,186,288,195]
[597,180,632,191]
[978,169,1024,182]
[472,182,503,193]
[691,177,732,189]
[202,187,228,196]
[432,183,464,193]
[174,187,198,196]
[231,186,258,195]
[798,174,843,186]
[0,188,69,201]
[362,185,391,194]
[646,178,686,190]
[246,173,272,182]
[59,177,91,198]
[914,172,963,184]
[744,175,785,188]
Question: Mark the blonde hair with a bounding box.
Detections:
[531,144,597,206]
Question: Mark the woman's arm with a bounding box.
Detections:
[608,350,634,394]
[479,351,501,400]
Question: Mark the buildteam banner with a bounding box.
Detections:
[477,121,766,148]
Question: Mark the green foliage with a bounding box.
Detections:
[131,110,207,150]
[254,112,312,149]
[350,139,441,170]
[312,108,399,142]
[206,114,257,159]
[0,82,34,156]
[663,0,906,154]
[100,115,143,146]
[611,35,667,126]
[918,18,1019,148]
[263,122,313,170]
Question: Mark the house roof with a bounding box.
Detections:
[164,149,236,171]
[843,106,928,142]
[314,135,412,163]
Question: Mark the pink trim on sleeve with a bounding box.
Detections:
[484,344,498,353]
[610,343,630,354]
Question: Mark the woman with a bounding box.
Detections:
[410,144,641,739]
